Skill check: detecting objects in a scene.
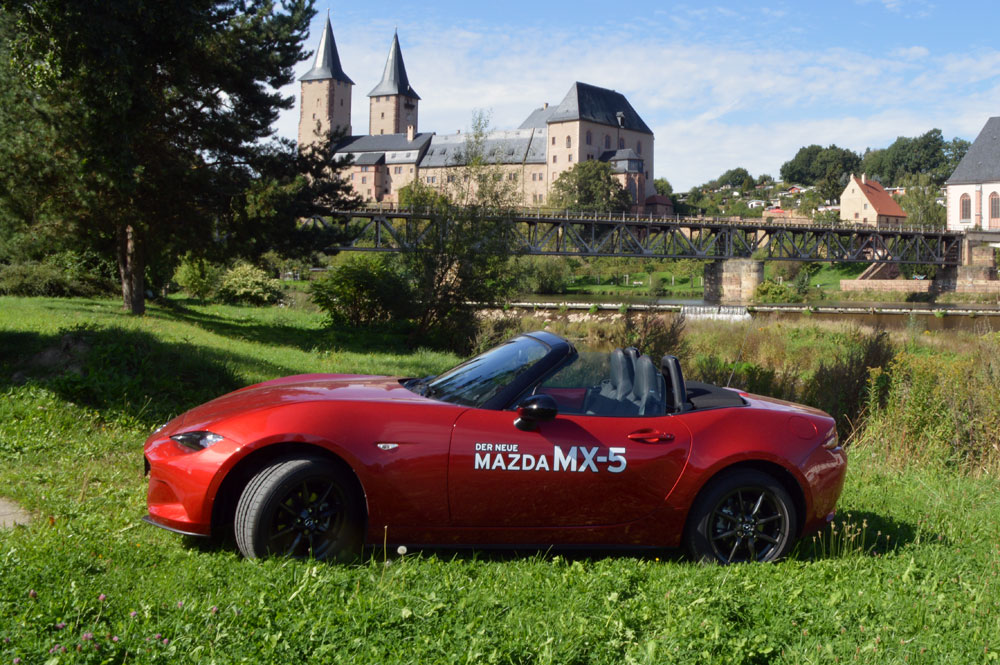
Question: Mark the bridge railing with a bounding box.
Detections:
[330,204,958,236]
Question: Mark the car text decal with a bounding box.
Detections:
[473,443,626,473]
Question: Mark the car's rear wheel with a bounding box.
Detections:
[684,469,796,564]
[234,457,364,561]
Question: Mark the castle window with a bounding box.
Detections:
[619,137,625,149]
[565,136,571,149]
[604,135,611,149]
[551,136,556,146]
[636,141,642,155]
[312,113,316,119]
[586,130,592,146]
[990,192,999,220]
[552,155,557,163]
[381,112,385,119]
[361,176,366,184]
[568,154,573,162]
[961,194,972,220]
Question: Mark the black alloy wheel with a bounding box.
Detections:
[235,458,364,561]
[685,469,796,564]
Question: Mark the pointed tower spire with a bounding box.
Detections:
[300,15,354,84]
[298,14,353,149]
[367,31,419,99]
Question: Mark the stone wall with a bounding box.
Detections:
[840,280,934,293]
[704,259,764,304]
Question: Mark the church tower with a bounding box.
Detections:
[367,31,420,136]
[298,15,354,149]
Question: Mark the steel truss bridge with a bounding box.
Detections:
[323,208,964,266]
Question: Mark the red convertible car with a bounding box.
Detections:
[143,331,846,564]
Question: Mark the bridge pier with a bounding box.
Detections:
[703,259,764,304]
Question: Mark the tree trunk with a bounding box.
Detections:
[116,222,145,315]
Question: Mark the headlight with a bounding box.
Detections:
[822,429,840,450]
[170,431,224,451]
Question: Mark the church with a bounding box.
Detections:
[297,16,661,211]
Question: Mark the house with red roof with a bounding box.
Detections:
[839,174,907,226]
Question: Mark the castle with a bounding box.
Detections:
[298,16,663,211]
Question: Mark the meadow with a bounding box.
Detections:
[2,296,1000,663]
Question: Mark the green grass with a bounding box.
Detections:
[565,272,703,298]
[3,297,1000,663]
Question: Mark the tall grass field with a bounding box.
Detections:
[2,296,1000,663]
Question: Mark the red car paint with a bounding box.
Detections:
[144,332,846,554]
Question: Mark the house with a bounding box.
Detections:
[299,18,656,209]
[944,116,1000,231]
[838,174,907,226]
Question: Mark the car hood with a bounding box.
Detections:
[168,374,425,431]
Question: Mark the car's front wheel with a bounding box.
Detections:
[235,457,364,561]
[684,469,796,564]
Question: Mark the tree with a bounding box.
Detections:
[716,167,753,191]
[2,0,319,314]
[390,113,524,349]
[859,129,966,186]
[780,145,860,187]
[653,178,673,197]
[549,161,633,213]
[897,174,945,228]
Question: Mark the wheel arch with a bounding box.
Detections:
[210,442,367,539]
[684,459,807,539]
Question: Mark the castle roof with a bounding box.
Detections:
[851,175,907,217]
[547,82,653,135]
[300,16,354,84]
[367,31,420,99]
[419,129,547,168]
[946,116,1000,185]
[334,132,433,158]
[519,105,556,130]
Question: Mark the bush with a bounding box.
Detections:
[173,255,223,300]
[309,255,413,326]
[217,263,283,306]
[0,262,75,296]
[753,279,803,304]
[525,256,571,294]
[648,273,665,296]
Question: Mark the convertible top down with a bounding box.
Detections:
[144,331,846,563]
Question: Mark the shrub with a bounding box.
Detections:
[648,273,665,295]
[217,263,283,306]
[526,256,572,294]
[0,262,75,296]
[309,255,412,326]
[754,279,803,304]
[173,255,223,300]
[0,251,114,297]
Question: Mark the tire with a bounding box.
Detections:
[234,457,364,562]
[684,469,797,564]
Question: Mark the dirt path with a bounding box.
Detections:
[0,497,31,528]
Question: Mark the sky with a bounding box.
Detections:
[273,0,1000,192]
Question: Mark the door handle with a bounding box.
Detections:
[627,429,675,443]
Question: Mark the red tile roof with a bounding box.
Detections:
[854,176,907,218]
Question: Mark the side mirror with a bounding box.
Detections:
[514,394,558,431]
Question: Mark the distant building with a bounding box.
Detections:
[839,174,907,226]
[298,17,656,209]
[945,116,1000,231]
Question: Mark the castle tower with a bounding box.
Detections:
[298,15,354,149]
[367,31,420,136]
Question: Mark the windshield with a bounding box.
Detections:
[417,336,549,407]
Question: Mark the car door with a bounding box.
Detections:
[447,408,692,527]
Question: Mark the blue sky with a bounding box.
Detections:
[274,1,1000,191]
